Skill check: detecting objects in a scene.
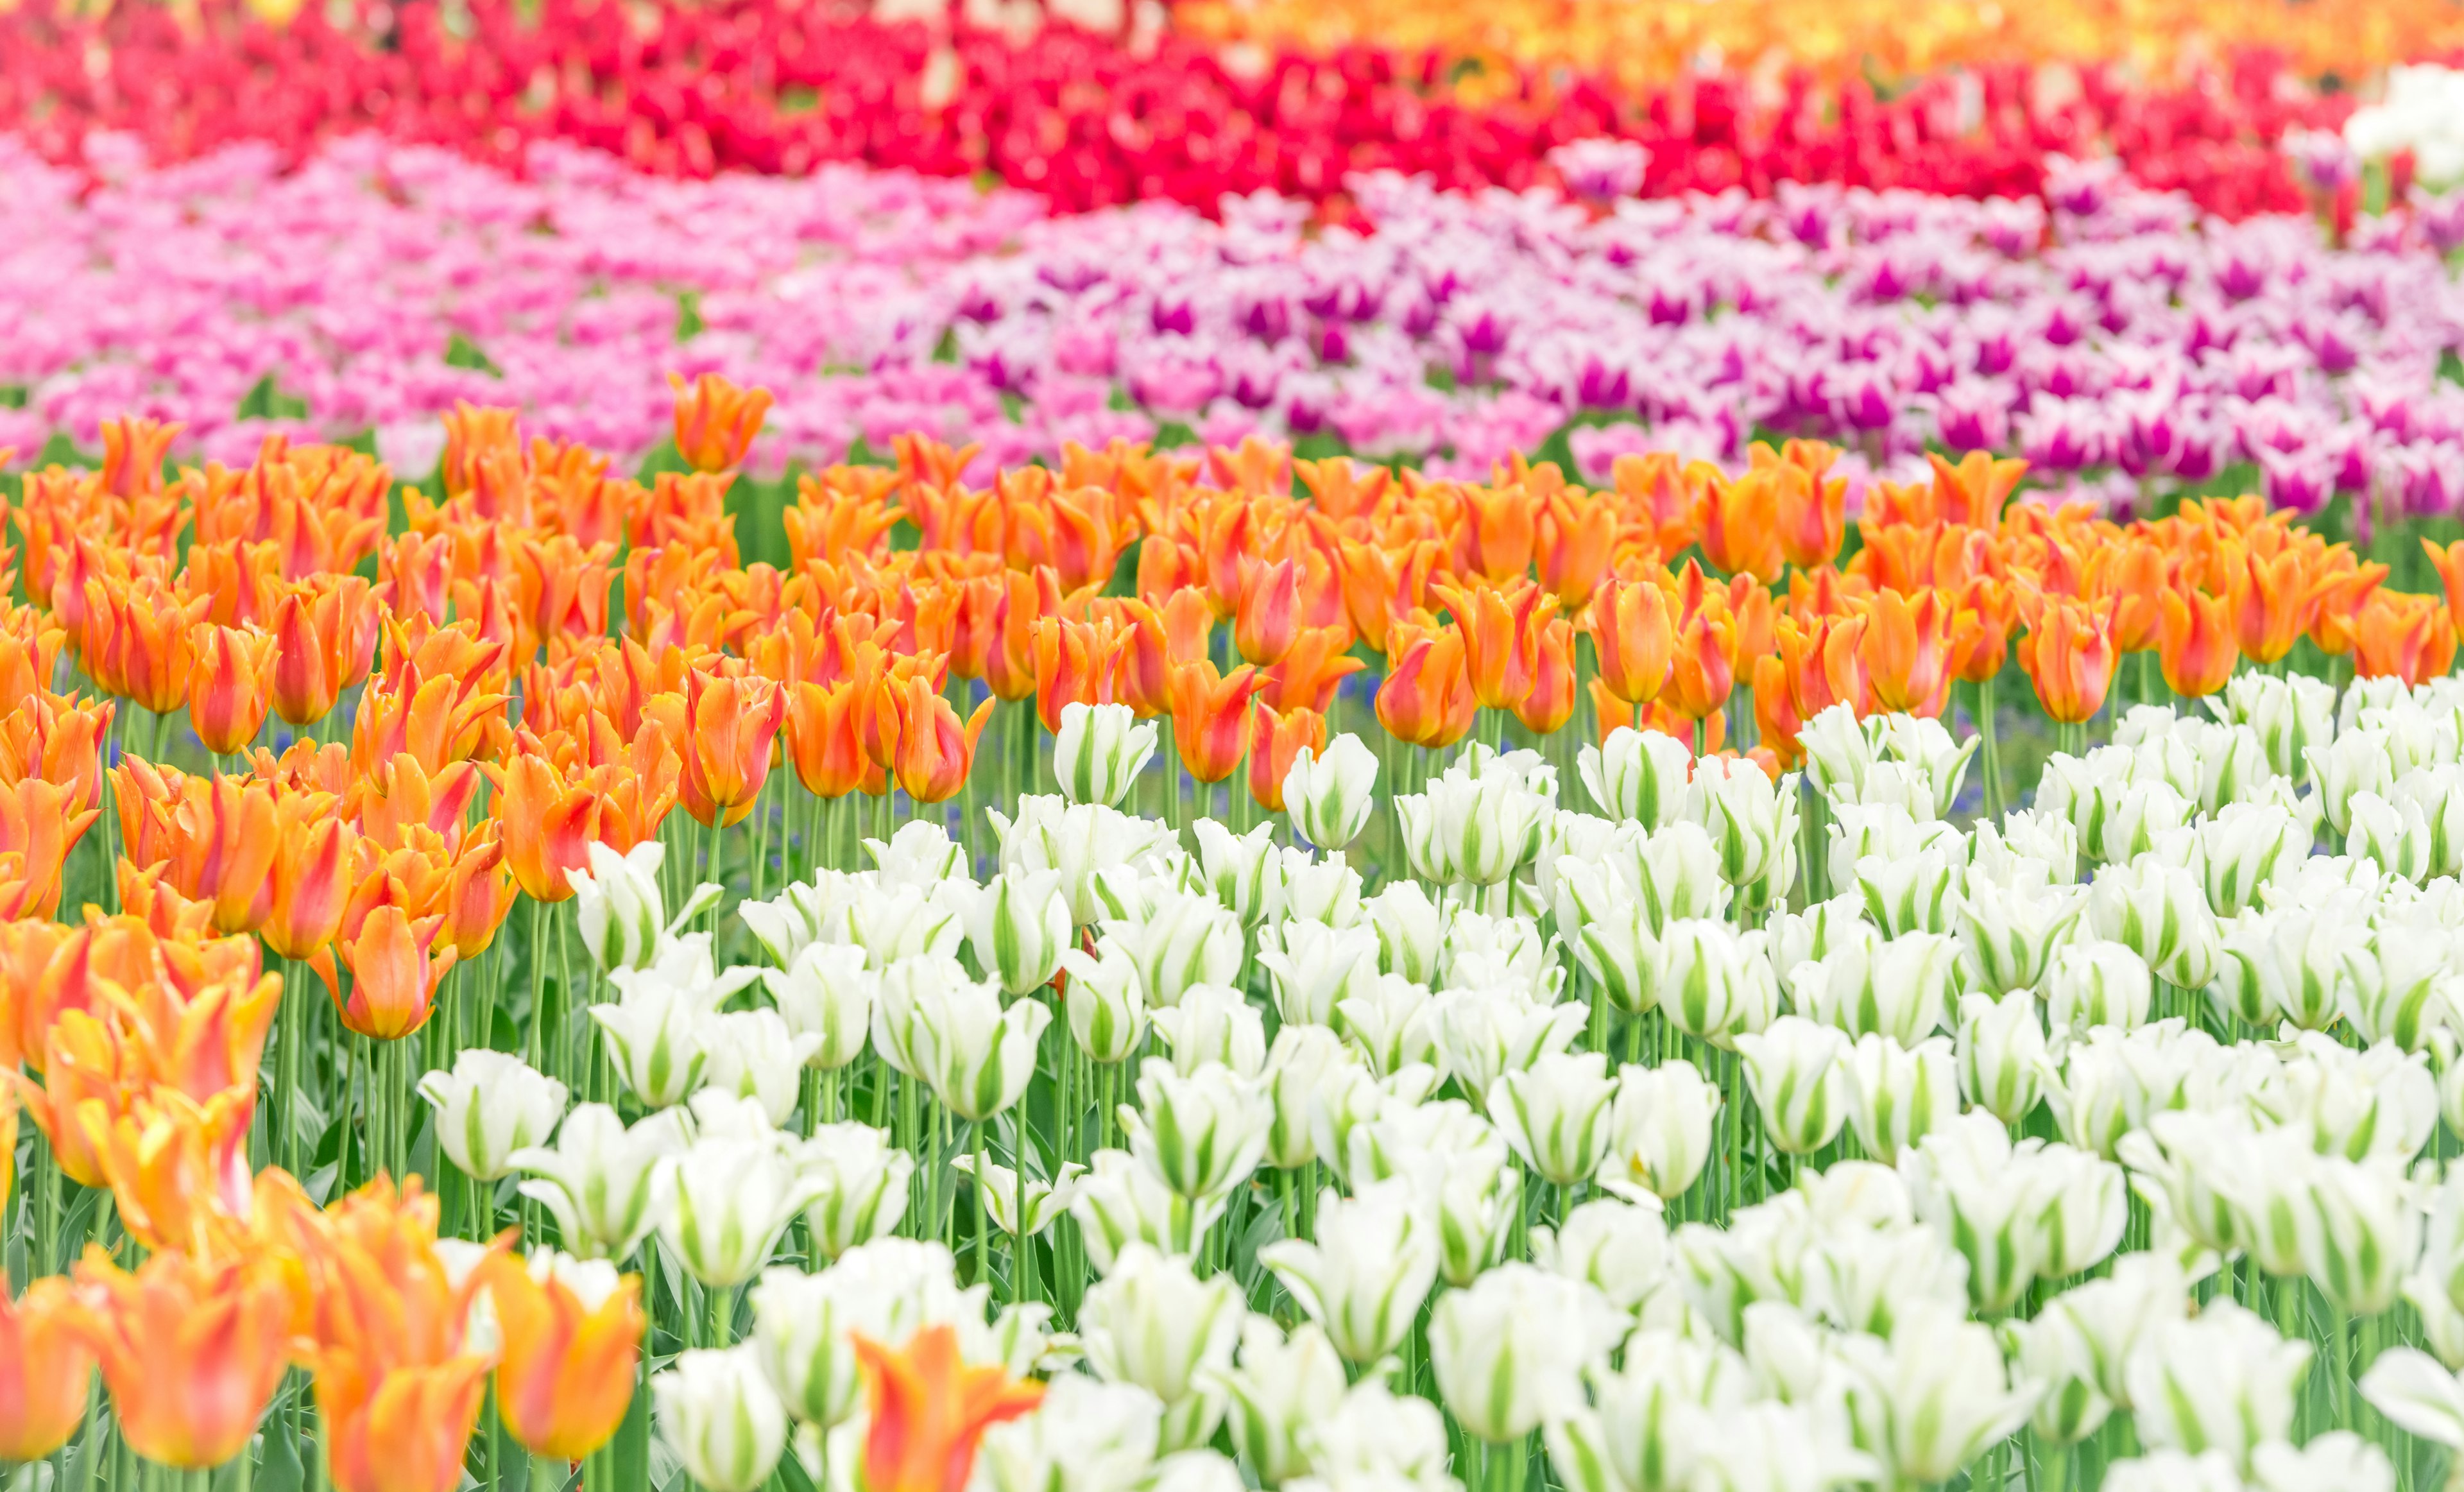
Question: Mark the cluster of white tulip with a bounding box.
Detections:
[411,680,2464,1491]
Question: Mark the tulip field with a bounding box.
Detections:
[18,4,2464,1492]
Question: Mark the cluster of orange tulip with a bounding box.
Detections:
[1,370,2460,1484]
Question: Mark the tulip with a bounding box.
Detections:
[760,945,875,1072]
[186,621,280,756]
[797,1122,916,1260]
[1260,1179,1440,1365]
[1234,556,1301,666]
[670,372,774,472]
[1842,1033,1960,1167]
[1054,701,1158,809]
[949,1153,1084,1239]
[1282,732,1378,850]
[1333,972,1441,1078]
[954,870,1073,997]
[979,1375,1163,1492]
[2017,594,2117,725]
[1058,940,1150,1063]
[417,1048,569,1182]
[1077,1244,1243,1452]
[72,1247,293,1470]
[1246,700,1327,813]
[571,839,717,973]
[883,673,995,803]
[1734,1016,1851,1156]
[1663,603,1737,723]
[1901,1113,2050,1314]
[915,970,1054,1122]
[1659,919,1781,1049]
[1217,1317,1346,1486]
[748,1263,880,1433]
[2044,938,2152,1034]
[1685,755,1795,896]
[2125,1301,2309,1473]
[483,1249,645,1461]
[1395,755,1550,887]
[333,905,458,1040]
[654,1346,789,1492]
[672,667,789,827]
[1192,818,1283,927]
[663,1132,825,1288]
[1487,1049,1619,1187]
[1103,889,1242,1009]
[0,1273,93,1462]
[2085,859,2219,990]
[1433,986,1585,1107]
[703,1009,824,1125]
[1858,588,1954,717]
[511,1103,686,1260]
[2157,585,2239,698]
[1596,1059,1717,1205]
[592,977,717,1110]
[854,1323,1044,1492]
[1579,725,1694,830]
[1168,659,1266,784]
[1954,991,2046,1126]
[1845,1305,2036,1487]
[1121,1057,1271,1203]
[1149,982,1266,1079]
[1430,1264,1619,1444]
[1374,621,1477,750]
[1069,1147,1227,1273]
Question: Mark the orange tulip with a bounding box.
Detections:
[669,372,774,474]
[1534,490,1618,610]
[1234,557,1301,666]
[102,963,282,1104]
[1461,483,1537,582]
[99,415,182,499]
[1928,450,2028,527]
[1248,701,1328,812]
[1168,659,1267,784]
[1858,588,1954,717]
[1693,467,1786,583]
[0,775,97,922]
[2225,541,2322,667]
[1663,606,1737,722]
[1433,579,1555,713]
[0,689,113,814]
[294,1179,500,1492]
[167,773,282,936]
[1753,613,1870,761]
[1772,461,1847,570]
[1512,616,1579,735]
[486,750,599,902]
[186,622,280,757]
[1375,621,1477,750]
[0,1272,92,1461]
[332,907,457,1040]
[2355,591,2460,685]
[1946,578,2016,683]
[1587,575,1675,706]
[436,828,519,963]
[2156,587,2239,699]
[9,1010,139,1188]
[1260,623,1367,716]
[2309,558,2390,659]
[1031,613,1123,734]
[80,1084,259,1257]
[785,680,884,799]
[2016,595,2118,725]
[883,675,995,804]
[670,667,788,828]
[481,1252,645,1462]
[2427,538,2464,639]
[71,1246,294,1471]
[855,1325,1045,1492]
[85,575,209,717]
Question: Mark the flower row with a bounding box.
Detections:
[0,0,2359,216]
[8,136,2464,517]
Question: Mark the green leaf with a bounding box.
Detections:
[676,290,705,342]
[445,333,504,377]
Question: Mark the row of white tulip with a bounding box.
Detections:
[416,682,2464,1492]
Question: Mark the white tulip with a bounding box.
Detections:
[2307,726,2396,836]
[1213,1316,1346,1486]
[1336,973,1441,1078]
[1434,987,1586,1107]
[1055,701,1159,809]
[1602,1059,1721,1204]
[987,795,1179,927]
[2361,1346,2464,1461]
[2295,1154,2421,1316]
[701,1008,823,1126]
[1106,889,1244,1009]
[2349,789,2437,883]
[1261,1024,1349,1169]
[1735,1016,1851,1156]
[1302,1378,1457,1490]
[2213,671,2334,779]
[1900,1113,2048,1314]
[749,1265,875,1430]
[1854,845,1963,937]
[1070,1149,1226,1273]
[1559,859,1664,1014]
[1545,1328,1750,1492]
[2198,801,2311,917]
[1840,1303,2035,1487]
[1955,990,2046,1126]
[1193,818,1284,927]
[2125,1300,2309,1473]
[906,964,1052,1122]
[662,1131,823,1288]
[1800,702,1881,805]
[1430,1263,1620,1443]
[1630,819,1736,932]
[1058,936,1149,1063]
[1488,1050,1620,1187]
[1580,726,1694,828]
[592,977,718,1109]
[1439,909,1553,1000]
[1956,875,2085,995]
[1530,1197,1670,1312]
[2085,857,2219,990]
[1685,757,1797,899]
[1659,920,1782,1049]
[1790,927,1961,1048]
[1120,1057,1270,1203]
[957,870,1075,996]
[1149,982,1267,1079]
[1260,1179,1440,1366]
[418,1048,568,1182]
[1970,809,2079,891]
[654,1346,788,1492]
[795,1122,915,1260]
[762,942,876,1070]
[2044,939,2153,1035]
[1843,1033,1960,1167]
[2211,905,2365,1033]
[846,880,966,968]
[1364,879,1449,984]
[979,1375,1163,1492]
[1285,733,1380,850]
[572,839,719,973]
[1077,1243,1244,1452]
[511,1102,685,1261]
[1256,920,1380,1028]
[2250,1433,2396,1492]
[863,818,966,889]
[1396,754,1549,886]
[1279,855,1365,927]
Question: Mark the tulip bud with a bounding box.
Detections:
[1686,757,1798,900]
[1284,733,1379,850]
[1530,1196,1669,1313]
[513,1104,685,1261]
[959,870,1075,996]
[1579,726,1694,828]
[1149,982,1267,1079]
[915,968,1054,1122]
[1107,888,1244,1009]
[573,841,720,973]
[1435,987,1587,1107]
[1258,1179,1441,1366]
[1364,880,1449,984]
[980,1375,1163,1492]
[2043,939,2152,1036]
[762,943,876,1071]
[1059,936,1151,1063]
[1055,701,1159,809]
[1259,1025,1348,1170]
[1602,1059,1720,1204]
[1660,919,1782,1049]
[1790,927,1961,1049]
[1255,920,1380,1028]
[1070,1149,1229,1273]
[794,1122,914,1260]
[2123,1302,2309,1474]
[590,981,716,1110]
[2085,858,2220,990]
[950,1153,1085,1239]
[1843,1033,1960,1167]
[1122,1057,1272,1203]
[418,1048,569,1183]
[1216,1316,1346,1486]
[1335,972,1441,1078]
[1079,1244,1244,1453]
[1431,1264,1619,1445]
[1487,1050,1620,1187]
[1954,991,2046,1126]
[654,1346,787,1492]
[1736,1016,1851,1156]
